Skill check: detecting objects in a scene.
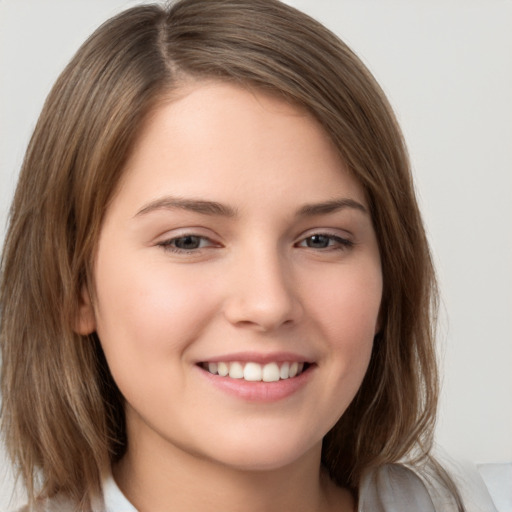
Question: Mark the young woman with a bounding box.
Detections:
[0,1,496,511]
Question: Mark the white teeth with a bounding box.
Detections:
[217,362,229,377]
[262,362,280,382]
[204,361,307,381]
[228,361,244,379]
[243,362,262,381]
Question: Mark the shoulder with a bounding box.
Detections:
[359,463,437,511]
[9,473,136,512]
[10,494,77,512]
[358,460,497,512]
[437,457,500,512]
[10,491,104,512]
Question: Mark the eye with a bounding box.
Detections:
[158,235,216,253]
[297,233,353,250]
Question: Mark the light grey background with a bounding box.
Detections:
[1,1,511,509]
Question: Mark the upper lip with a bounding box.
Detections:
[197,351,315,365]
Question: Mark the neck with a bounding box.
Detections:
[113,433,354,512]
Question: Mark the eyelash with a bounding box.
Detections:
[158,235,216,254]
[296,233,354,251]
[158,233,354,254]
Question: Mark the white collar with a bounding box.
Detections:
[102,474,138,512]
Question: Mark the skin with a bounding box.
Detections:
[78,82,382,512]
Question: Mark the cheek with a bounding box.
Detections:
[93,252,221,363]
[304,261,381,383]
[306,261,382,339]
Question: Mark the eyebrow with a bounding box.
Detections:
[297,198,368,216]
[135,197,238,218]
[135,195,367,218]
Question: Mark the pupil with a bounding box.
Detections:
[308,235,329,248]
[176,236,200,249]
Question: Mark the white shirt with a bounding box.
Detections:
[16,462,497,512]
[101,463,497,512]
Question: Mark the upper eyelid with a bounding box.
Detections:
[295,228,354,241]
[155,227,220,242]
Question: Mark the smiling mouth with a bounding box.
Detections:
[199,361,310,382]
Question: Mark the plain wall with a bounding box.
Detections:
[1,1,511,509]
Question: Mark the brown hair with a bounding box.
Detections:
[0,0,460,509]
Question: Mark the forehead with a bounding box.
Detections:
[111,81,366,216]
[132,80,330,160]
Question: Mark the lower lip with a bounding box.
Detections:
[197,365,314,402]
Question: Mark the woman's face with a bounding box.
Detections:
[79,82,382,472]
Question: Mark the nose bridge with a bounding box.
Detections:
[223,238,301,330]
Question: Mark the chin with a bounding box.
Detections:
[199,433,321,473]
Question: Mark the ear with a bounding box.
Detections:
[74,285,97,335]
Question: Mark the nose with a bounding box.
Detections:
[223,247,303,332]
